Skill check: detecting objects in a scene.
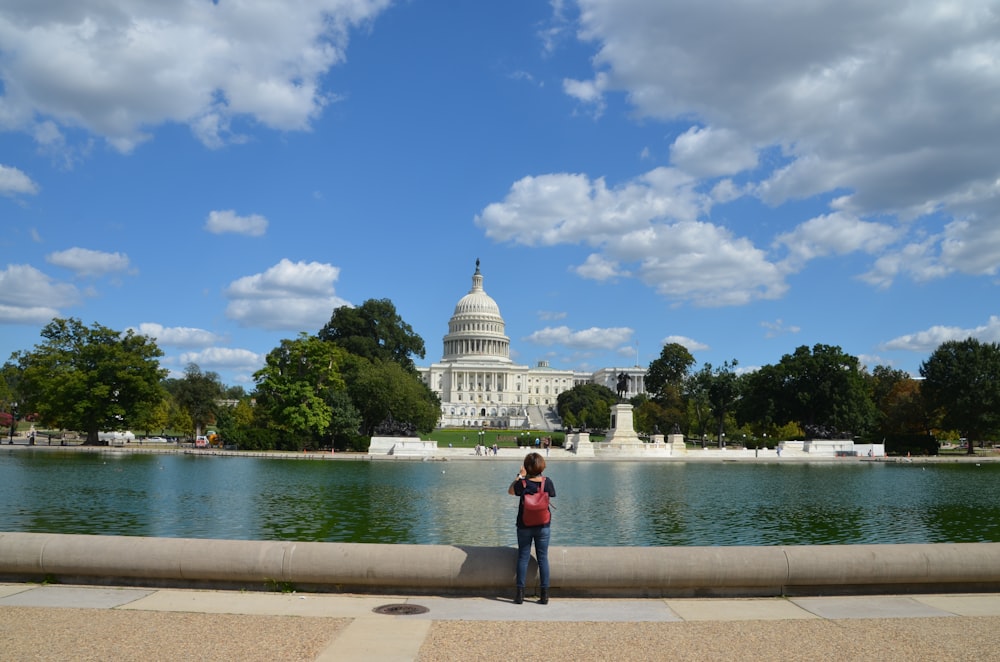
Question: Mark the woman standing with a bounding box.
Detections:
[508,451,556,604]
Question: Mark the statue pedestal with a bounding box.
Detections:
[567,431,594,456]
[668,433,687,455]
[368,436,437,456]
[604,404,642,444]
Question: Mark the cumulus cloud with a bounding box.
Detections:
[573,253,628,280]
[524,325,633,349]
[205,210,268,237]
[224,258,349,331]
[477,167,787,306]
[482,0,1000,309]
[0,164,39,196]
[662,335,708,352]
[0,264,79,323]
[881,315,1000,353]
[0,0,392,152]
[669,127,758,178]
[775,212,902,269]
[131,323,224,348]
[45,247,132,277]
[179,347,264,372]
[477,168,704,247]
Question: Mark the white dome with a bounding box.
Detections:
[442,260,511,364]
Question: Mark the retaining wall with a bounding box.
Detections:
[1,532,999,597]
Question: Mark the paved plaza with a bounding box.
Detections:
[3,583,1000,661]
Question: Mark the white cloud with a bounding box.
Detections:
[537,310,567,321]
[524,325,634,350]
[573,253,627,280]
[860,236,950,288]
[131,323,224,348]
[939,215,1000,276]
[46,247,132,277]
[224,258,349,331]
[882,315,1000,353]
[477,168,704,247]
[179,347,263,372]
[0,264,79,323]
[0,164,39,195]
[477,167,787,307]
[559,0,1000,286]
[0,0,392,152]
[670,126,758,178]
[205,210,268,237]
[563,71,609,116]
[626,221,787,306]
[761,319,801,339]
[775,212,902,269]
[661,335,708,352]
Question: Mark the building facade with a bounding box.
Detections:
[418,261,647,429]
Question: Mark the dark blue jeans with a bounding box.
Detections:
[516,525,551,589]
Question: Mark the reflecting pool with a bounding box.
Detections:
[2,450,999,547]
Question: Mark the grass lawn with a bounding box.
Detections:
[423,428,564,449]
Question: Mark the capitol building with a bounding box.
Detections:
[418,261,647,429]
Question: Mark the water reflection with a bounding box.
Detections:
[3,449,1000,547]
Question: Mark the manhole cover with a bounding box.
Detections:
[372,603,429,616]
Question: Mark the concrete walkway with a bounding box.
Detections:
[3,584,1000,661]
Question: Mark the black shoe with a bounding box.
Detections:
[514,588,524,604]
[539,588,549,605]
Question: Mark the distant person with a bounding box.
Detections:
[508,452,556,605]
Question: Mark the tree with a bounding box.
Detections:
[318,298,426,373]
[342,355,439,437]
[253,334,361,449]
[645,343,695,402]
[166,364,224,437]
[738,344,874,438]
[686,366,714,443]
[920,338,1000,454]
[556,383,617,431]
[705,360,741,446]
[867,365,930,437]
[15,318,166,444]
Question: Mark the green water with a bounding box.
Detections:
[3,450,999,546]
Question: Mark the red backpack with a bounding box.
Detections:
[521,477,551,526]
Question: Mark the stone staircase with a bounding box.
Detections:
[527,405,562,431]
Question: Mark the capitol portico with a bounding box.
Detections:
[418,261,646,429]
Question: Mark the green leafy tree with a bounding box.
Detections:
[706,360,741,446]
[0,362,22,435]
[214,397,256,449]
[686,365,714,443]
[132,396,170,437]
[920,338,1000,454]
[254,334,361,449]
[166,364,224,437]
[632,394,676,436]
[342,355,439,437]
[645,343,696,403]
[738,344,875,438]
[318,298,426,373]
[867,365,930,437]
[556,383,617,431]
[15,318,167,444]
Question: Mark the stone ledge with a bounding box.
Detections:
[2,532,999,598]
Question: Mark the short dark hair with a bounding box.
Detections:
[523,452,546,477]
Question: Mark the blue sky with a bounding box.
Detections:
[2,0,999,387]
